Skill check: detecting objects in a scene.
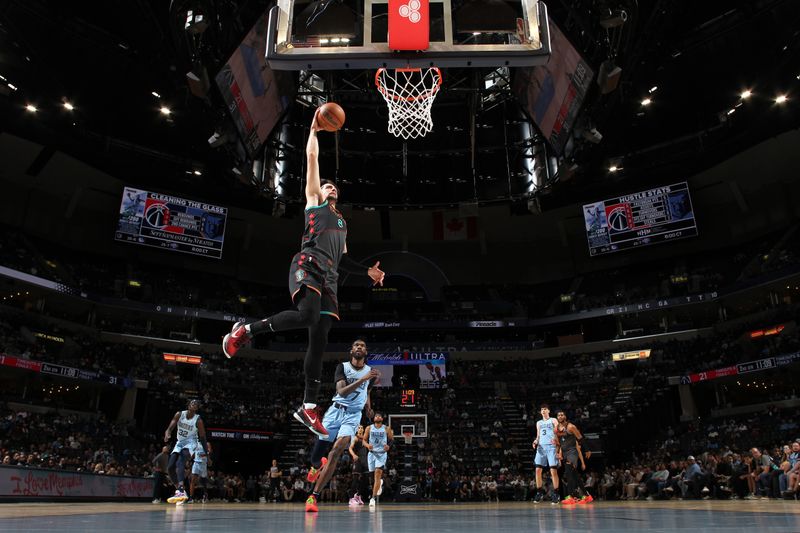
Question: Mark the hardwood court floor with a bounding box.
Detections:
[1,500,799,532]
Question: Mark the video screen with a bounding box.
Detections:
[583,182,698,256]
[115,187,227,259]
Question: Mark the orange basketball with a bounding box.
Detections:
[318,102,346,132]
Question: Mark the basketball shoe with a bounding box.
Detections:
[577,494,594,505]
[533,490,544,503]
[551,492,560,505]
[294,406,329,437]
[305,494,318,512]
[222,321,250,359]
[307,457,328,483]
[562,496,578,505]
[167,489,188,504]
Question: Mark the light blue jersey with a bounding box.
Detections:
[330,361,372,410]
[368,424,388,453]
[319,361,374,442]
[537,418,558,448]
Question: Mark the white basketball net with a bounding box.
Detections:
[376,67,442,140]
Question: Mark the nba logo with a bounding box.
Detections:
[389,0,429,50]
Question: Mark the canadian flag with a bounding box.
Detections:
[432,211,478,240]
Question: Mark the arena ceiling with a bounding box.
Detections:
[0,0,798,211]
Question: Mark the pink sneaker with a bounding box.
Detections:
[349,496,360,507]
[355,494,364,505]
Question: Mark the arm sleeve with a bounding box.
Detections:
[334,363,346,384]
[338,254,369,276]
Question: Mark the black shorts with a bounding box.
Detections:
[564,448,580,467]
[288,252,340,320]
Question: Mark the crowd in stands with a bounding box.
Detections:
[0,405,152,477]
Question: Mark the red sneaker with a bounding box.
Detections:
[307,457,328,483]
[562,496,578,505]
[577,494,594,505]
[293,407,329,437]
[305,494,318,512]
[222,321,250,359]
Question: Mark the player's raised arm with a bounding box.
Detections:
[305,110,322,209]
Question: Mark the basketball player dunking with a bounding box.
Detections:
[222,111,385,438]
[532,403,561,504]
[304,339,378,512]
[556,411,593,505]
[163,399,208,504]
[363,412,394,507]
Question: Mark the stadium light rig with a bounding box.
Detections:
[740,90,752,100]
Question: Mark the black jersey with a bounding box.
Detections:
[559,424,578,451]
[301,201,346,274]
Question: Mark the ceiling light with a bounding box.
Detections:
[727,108,736,115]
[0,74,5,81]
[159,106,172,115]
[608,166,619,173]
[740,90,752,100]
[7,83,18,91]
[25,104,38,113]
[319,38,330,44]
[648,86,658,93]
[63,101,74,111]
[775,94,788,104]
[151,91,162,98]
[640,98,652,106]
[193,170,202,176]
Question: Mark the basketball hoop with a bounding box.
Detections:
[375,67,442,139]
[402,430,414,445]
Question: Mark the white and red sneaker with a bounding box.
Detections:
[293,406,329,437]
[222,321,250,359]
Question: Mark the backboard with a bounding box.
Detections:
[388,413,428,438]
[266,0,550,70]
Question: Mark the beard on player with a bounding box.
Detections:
[350,338,367,361]
[320,179,339,205]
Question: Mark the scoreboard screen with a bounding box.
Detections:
[115,187,227,259]
[582,181,698,257]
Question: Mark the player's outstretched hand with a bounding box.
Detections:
[367,368,381,381]
[311,109,322,132]
[368,261,385,286]
[163,431,171,443]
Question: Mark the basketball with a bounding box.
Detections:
[317,102,346,132]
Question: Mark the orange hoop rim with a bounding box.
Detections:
[375,67,443,103]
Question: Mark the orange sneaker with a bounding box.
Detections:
[307,457,328,483]
[562,496,578,505]
[577,494,594,504]
[305,494,318,512]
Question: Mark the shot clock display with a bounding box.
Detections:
[400,389,416,408]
